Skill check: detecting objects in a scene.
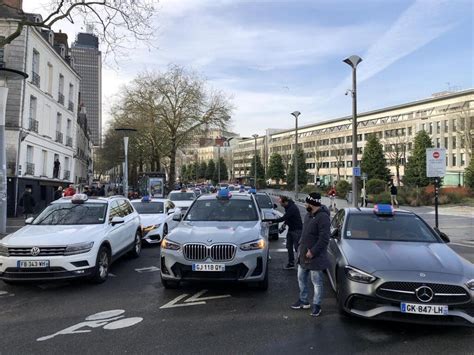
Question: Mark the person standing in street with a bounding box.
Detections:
[54,186,63,200]
[327,185,337,211]
[390,184,398,208]
[360,186,367,207]
[63,184,76,197]
[19,186,36,219]
[270,195,303,270]
[291,192,330,317]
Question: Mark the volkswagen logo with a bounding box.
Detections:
[416,286,434,303]
[419,273,426,278]
[30,247,41,256]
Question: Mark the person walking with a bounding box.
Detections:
[360,186,368,207]
[19,187,36,219]
[63,184,76,197]
[269,195,303,270]
[327,185,337,211]
[54,186,63,200]
[390,184,398,208]
[291,192,330,317]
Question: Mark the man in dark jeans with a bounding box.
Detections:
[270,195,303,270]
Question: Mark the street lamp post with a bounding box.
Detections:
[115,128,137,198]
[252,134,259,187]
[343,55,362,207]
[291,111,301,200]
[0,68,28,233]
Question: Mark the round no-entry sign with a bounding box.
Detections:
[433,151,440,159]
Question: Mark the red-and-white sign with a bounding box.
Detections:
[426,148,446,177]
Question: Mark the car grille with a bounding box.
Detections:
[183,244,236,261]
[7,246,66,257]
[376,281,470,305]
[171,262,248,280]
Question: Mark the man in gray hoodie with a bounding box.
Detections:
[290,192,330,317]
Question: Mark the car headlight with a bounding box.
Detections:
[240,238,266,251]
[345,266,377,284]
[64,242,94,256]
[466,279,474,291]
[0,244,8,257]
[161,238,180,251]
[143,224,161,233]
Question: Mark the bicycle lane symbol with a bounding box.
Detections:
[37,310,143,342]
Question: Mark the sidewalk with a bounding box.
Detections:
[0,217,26,239]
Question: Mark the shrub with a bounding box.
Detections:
[371,191,391,204]
[366,179,386,194]
[336,180,350,198]
[300,185,323,195]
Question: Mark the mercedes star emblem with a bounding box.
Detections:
[30,246,41,256]
[415,286,434,303]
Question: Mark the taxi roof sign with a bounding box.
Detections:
[217,188,232,199]
[374,204,394,216]
[141,195,151,203]
[71,193,88,204]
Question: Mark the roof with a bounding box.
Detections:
[198,192,252,200]
[345,207,412,215]
[130,198,167,203]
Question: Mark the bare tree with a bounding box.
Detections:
[331,143,347,181]
[382,135,409,186]
[0,0,157,58]
[312,142,323,182]
[455,103,474,162]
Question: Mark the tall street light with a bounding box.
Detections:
[343,55,362,207]
[115,127,137,198]
[252,134,259,187]
[291,111,301,200]
[0,68,28,233]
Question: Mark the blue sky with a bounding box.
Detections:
[25,0,473,136]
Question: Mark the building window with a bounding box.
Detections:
[444,137,448,148]
[47,63,53,94]
[452,154,456,167]
[451,119,456,132]
[58,74,64,104]
[444,120,448,133]
[461,153,465,166]
[436,138,440,148]
[68,83,74,111]
[0,36,5,66]
[32,49,40,87]
[452,137,456,149]
[408,127,412,136]
[429,122,433,134]
[436,121,441,134]
[42,150,48,176]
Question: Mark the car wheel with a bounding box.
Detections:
[336,270,349,316]
[161,276,179,289]
[90,246,110,284]
[256,262,269,291]
[129,230,142,258]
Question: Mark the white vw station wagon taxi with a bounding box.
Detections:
[0,194,142,284]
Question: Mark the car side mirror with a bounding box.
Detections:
[172,213,182,222]
[331,228,340,239]
[25,217,34,225]
[167,209,175,215]
[434,227,450,243]
[273,204,278,209]
[110,216,125,226]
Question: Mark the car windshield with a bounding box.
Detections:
[33,203,107,225]
[131,202,164,214]
[185,199,258,221]
[255,194,273,209]
[169,192,195,201]
[345,214,439,242]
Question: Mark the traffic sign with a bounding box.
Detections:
[426,148,446,177]
[361,173,368,180]
[353,167,361,177]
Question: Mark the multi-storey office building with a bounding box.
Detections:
[264,90,473,187]
[1,7,82,216]
[70,32,102,147]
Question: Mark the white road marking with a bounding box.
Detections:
[450,242,474,248]
[108,273,117,277]
[135,266,160,273]
[160,290,231,309]
[103,317,143,330]
[274,248,288,252]
[86,310,125,321]
[0,290,13,297]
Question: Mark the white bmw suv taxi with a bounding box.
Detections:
[0,194,142,284]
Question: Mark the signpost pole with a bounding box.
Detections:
[434,177,439,228]
[426,148,445,230]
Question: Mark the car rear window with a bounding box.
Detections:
[131,202,164,214]
[185,199,258,221]
[255,194,273,209]
[345,214,439,242]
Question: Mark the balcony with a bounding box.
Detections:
[66,136,73,147]
[55,131,63,144]
[63,170,71,181]
[31,72,40,88]
[26,162,35,175]
[28,118,39,133]
[58,92,65,105]
[68,100,74,111]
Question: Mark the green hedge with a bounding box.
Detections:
[336,180,350,198]
[366,179,386,194]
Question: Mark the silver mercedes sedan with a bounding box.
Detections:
[160,190,270,290]
[327,205,474,326]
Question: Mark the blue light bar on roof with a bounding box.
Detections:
[141,195,151,203]
[217,188,232,199]
[374,204,394,216]
[248,188,257,194]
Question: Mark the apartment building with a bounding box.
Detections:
[1,8,81,215]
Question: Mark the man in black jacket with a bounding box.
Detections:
[291,192,330,317]
[271,195,303,270]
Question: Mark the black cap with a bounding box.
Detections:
[306,192,322,207]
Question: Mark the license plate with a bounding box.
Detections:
[401,303,448,316]
[17,260,50,268]
[192,263,225,272]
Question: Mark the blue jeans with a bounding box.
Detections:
[297,265,324,306]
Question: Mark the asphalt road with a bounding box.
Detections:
[0,234,473,354]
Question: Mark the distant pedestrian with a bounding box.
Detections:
[327,186,337,211]
[360,187,368,207]
[98,185,106,197]
[390,184,398,208]
[54,186,63,200]
[83,186,91,196]
[19,187,36,219]
[63,184,76,197]
[291,192,330,317]
[269,195,303,270]
[53,159,60,179]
